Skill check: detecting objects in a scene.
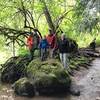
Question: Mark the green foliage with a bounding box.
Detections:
[0,0,99,59]
[69,55,90,70]
[0,0,98,33]
[18,47,29,56]
[96,35,100,46]
[74,0,100,33]
[0,36,5,51]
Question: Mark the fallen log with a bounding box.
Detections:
[81,51,100,57]
[79,48,100,57]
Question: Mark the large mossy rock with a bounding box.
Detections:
[26,59,71,94]
[13,77,35,97]
[1,56,30,83]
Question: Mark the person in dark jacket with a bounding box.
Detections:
[58,33,69,68]
[39,35,49,61]
[89,38,96,51]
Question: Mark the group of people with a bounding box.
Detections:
[27,29,70,68]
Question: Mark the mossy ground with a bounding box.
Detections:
[13,77,35,97]
[67,55,93,75]
[26,59,71,94]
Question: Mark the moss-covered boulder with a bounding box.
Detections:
[13,77,35,97]
[1,56,30,83]
[26,59,71,94]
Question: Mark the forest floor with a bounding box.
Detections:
[0,48,100,100]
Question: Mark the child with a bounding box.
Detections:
[39,35,49,61]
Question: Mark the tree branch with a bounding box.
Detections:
[55,9,74,30]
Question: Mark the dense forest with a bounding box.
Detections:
[0,0,100,99]
[0,0,99,63]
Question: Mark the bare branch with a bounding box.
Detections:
[36,12,44,28]
[55,9,74,30]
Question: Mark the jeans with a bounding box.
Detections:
[40,48,47,61]
[49,48,56,58]
[59,53,69,68]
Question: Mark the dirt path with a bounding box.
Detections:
[70,58,100,100]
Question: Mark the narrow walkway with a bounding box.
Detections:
[71,58,100,100]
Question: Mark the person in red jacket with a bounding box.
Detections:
[46,29,57,58]
[27,30,41,59]
[27,32,34,60]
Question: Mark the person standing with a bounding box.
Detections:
[89,38,96,51]
[46,29,56,58]
[33,28,42,57]
[27,32,34,60]
[39,35,49,61]
[58,33,69,68]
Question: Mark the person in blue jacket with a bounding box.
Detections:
[39,35,49,61]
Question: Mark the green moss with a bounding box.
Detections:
[26,59,71,94]
[27,59,63,76]
[69,55,90,71]
[14,77,29,86]
[13,77,35,97]
[69,65,77,69]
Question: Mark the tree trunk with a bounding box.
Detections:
[41,0,55,33]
